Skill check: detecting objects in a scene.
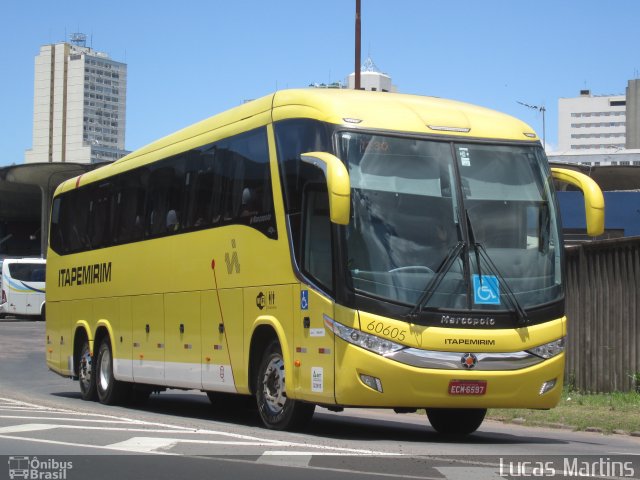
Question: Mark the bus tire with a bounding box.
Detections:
[95,337,128,405]
[76,338,98,401]
[78,338,97,401]
[255,340,315,430]
[426,408,487,435]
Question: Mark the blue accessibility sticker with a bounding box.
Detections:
[472,274,500,305]
[301,290,309,310]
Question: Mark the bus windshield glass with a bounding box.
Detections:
[339,132,562,318]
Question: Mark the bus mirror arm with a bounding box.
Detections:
[551,167,605,237]
[301,152,351,225]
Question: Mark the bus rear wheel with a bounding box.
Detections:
[95,337,128,405]
[426,408,487,435]
[78,339,97,401]
[255,340,315,430]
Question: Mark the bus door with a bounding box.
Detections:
[294,286,335,402]
[293,186,336,402]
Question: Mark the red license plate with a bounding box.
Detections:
[448,380,487,395]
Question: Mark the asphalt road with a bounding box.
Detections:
[1,319,639,480]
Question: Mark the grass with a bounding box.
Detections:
[487,389,640,434]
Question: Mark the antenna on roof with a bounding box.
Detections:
[70,32,87,47]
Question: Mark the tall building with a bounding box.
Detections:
[626,79,640,149]
[557,79,640,153]
[25,33,129,164]
[557,90,627,152]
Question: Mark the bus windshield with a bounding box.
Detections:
[339,132,562,321]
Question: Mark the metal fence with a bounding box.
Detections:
[564,237,640,392]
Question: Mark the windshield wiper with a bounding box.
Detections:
[407,241,464,319]
[465,210,529,326]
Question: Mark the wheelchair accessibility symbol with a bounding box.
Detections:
[301,290,309,310]
[472,274,500,305]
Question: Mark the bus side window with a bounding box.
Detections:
[114,169,147,244]
[183,148,215,229]
[88,182,113,249]
[145,162,183,237]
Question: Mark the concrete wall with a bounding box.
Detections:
[626,79,640,149]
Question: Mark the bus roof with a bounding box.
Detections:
[57,89,539,194]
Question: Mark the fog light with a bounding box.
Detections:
[539,378,557,395]
[360,374,383,393]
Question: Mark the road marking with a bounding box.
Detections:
[257,451,313,468]
[435,467,503,480]
[105,437,180,453]
[0,415,147,424]
[0,433,177,455]
[105,437,300,452]
[0,396,403,458]
[0,424,59,434]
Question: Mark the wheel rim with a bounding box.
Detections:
[261,355,286,415]
[79,348,92,389]
[99,346,111,392]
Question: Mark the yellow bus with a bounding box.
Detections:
[46,89,604,435]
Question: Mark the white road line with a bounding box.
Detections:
[105,437,302,452]
[435,467,503,480]
[105,437,180,453]
[0,424,59,434]
[0,415,147,424]
[0,433,177,455]
[0,397,399,456]
[257,452,313,467]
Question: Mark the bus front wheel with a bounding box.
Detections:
[255,340,315,430]
[426,408,487,435]
[95,337,128,405]
[78,339,97,401]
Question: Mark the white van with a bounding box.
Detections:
[0,258,46,319]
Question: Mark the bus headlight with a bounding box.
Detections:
[527,338,565,359]
[324,316,405,356]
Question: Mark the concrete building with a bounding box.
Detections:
[626,79,640,149]
[557,79,640,154]
[347,57,397,92]
[557,90,627,153]
[25,33,129,164]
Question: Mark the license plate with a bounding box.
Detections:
[448,380,487,395]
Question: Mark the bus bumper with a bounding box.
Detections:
[334,340,564,409]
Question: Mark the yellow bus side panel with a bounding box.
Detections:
[201,289,236,393]
[115,296,133,381]
[131,294,165,385]
[217,288,245,393]
[45,301,63,374]
[164,291,202,388]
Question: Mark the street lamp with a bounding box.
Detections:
[517,101,546,151]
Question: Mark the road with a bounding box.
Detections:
[1,319,639,480]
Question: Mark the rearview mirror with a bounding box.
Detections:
[551,167,604,237]
[300,152,350,225]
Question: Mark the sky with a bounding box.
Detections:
[2,0,640,166]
